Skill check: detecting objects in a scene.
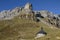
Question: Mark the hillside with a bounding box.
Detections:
[0,3,60,40]
[0,17,60,40]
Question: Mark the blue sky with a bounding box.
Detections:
[0,0,60,14]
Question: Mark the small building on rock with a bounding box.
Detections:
[35,27,47,39]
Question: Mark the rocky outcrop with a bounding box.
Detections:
[0,7,22,20]
[24,2,32,10]
[0,3,33,20]
[40,10,54,18]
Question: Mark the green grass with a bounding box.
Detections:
[0,17,60,40]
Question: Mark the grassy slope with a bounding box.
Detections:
[0,17,60,40]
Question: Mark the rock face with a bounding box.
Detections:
[24,2,32,10]
[18,3,34,20]
[0,7,22,20]
[24,3,32,14]
[40,10,54,18]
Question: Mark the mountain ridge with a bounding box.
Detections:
[0,3,60,28]
[0,3,60,20]
[0,3,60,40]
